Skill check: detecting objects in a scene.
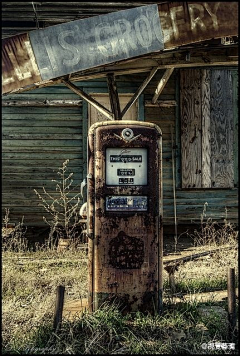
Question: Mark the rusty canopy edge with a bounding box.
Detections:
[2,2,238,95]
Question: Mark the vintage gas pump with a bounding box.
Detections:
[87,121,163,314]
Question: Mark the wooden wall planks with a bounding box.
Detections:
[180,69,202,188]
[2,70,238,231]
[201,70,211,188]
[210,70,234,188]
[180,68,236,190]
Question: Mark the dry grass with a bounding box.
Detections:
[2,207,239,354]
[2,247,88,353]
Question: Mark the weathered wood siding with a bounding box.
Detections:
[180,69,202,188]
[180,68,236,190]
[2,85,84,227]
[144,69,177,226]
[145,68,238,226]
[2,77,141,227]
[2,69,238,231]
[210,70,234,188]
[178,68,237,224]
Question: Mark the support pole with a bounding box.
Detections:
[107,73,121,120]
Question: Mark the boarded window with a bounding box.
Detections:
[180,69,235,188]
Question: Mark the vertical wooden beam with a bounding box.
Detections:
[152,68,174,104]
[107,73,121,120]
[62,79,114,120]
[171,125,177,248]
[231,70,238,187]
[228,268,236,341]
[201,69,211,188]
[53,285,65,332]
[121,67,158,119]
[210,70,234,188]
[138,94,145,121]
[180,69,202,188]
[175,69,181,189]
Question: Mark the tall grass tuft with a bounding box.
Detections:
[34,159,83,249]
[190,203,238,247]
[2,208,28,252]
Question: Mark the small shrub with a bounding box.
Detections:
[34,160,83,249]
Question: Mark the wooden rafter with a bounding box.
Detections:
[3,47,237,96]
[121,67,159,119]
[152,68,174,104]
[62,79,114,120]
[107,73,121,120]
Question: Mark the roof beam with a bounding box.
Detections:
[2,54,238,96]
[152,68,174,104]
[120,67,158,119]
[62,79,114,120]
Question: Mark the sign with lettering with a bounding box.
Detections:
[106,196,148,211]
[106,148,147,186]
[2,2,238,95]
[110,155,142,163]
[159,2,238,49]
[29,4,163,81]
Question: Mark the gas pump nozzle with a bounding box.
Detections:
[80,178,87,198]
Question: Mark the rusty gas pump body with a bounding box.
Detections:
[87,121,163,314]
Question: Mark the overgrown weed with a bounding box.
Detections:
[2,208,28,252]
[34,159,84,249]
[190,203,238,248]
[2,203,238,354]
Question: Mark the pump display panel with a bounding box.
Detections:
[106,148,147,186]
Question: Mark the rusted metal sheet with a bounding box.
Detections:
[87,121,163,314]
[2,33,41,94]
[29,4,163,81]
[158,2,238,49]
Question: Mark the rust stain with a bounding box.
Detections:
[88,122,163,314]
[109,231,144,269]
[2,33,41,94]
[158,2,238,49]
[2,2,238,95]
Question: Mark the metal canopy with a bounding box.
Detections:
[2,2,238,96]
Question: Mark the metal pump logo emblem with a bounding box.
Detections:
[114,128,141,143]
[122,128,134,141]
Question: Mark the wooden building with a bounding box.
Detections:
[2,2,238,240]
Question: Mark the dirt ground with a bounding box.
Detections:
[163,234,197,258]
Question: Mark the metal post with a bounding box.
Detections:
[227,268,236,341]
[53,285,65,331]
